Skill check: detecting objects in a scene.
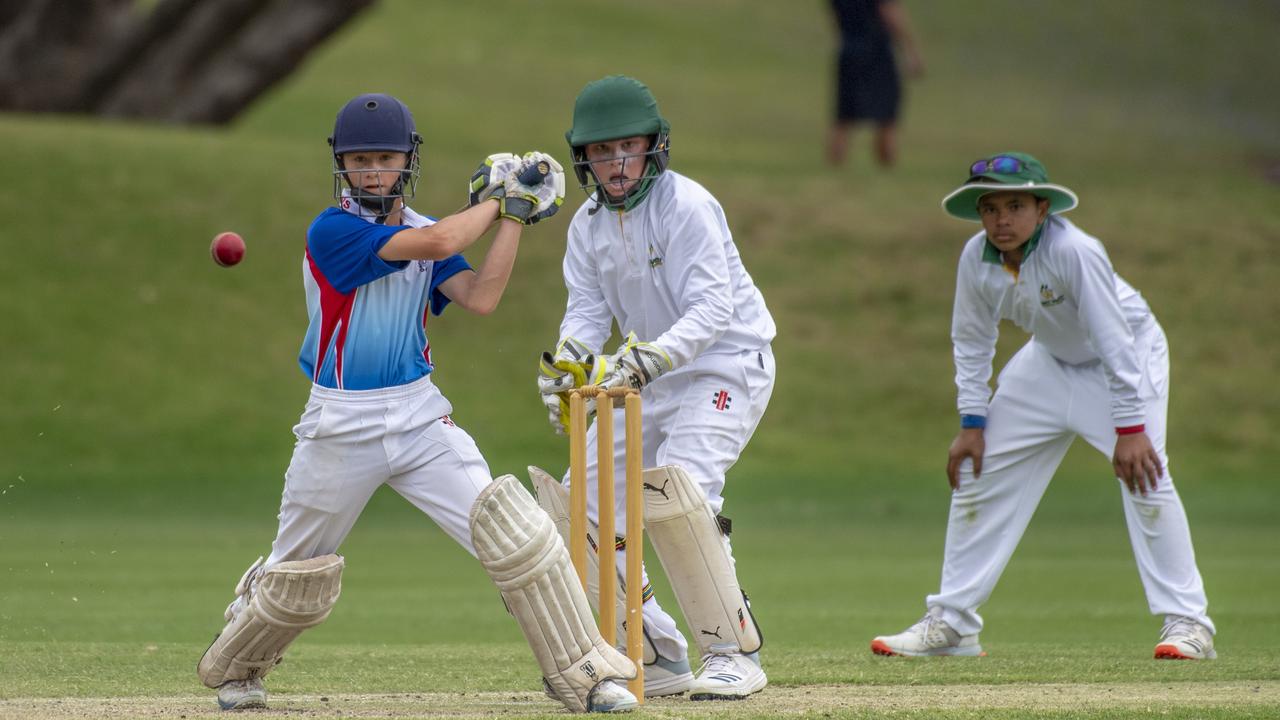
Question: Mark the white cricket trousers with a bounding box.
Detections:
[266,375,493,566]
[929,328,1213,637]
[565,347,776,661]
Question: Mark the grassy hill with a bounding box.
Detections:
[2,0,1275,520]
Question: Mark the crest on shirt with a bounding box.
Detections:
[1039,284,1065,307]
[648,242,663,268]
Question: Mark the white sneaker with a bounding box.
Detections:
[643,653,694,697]
[586,679,639,713]
[871,608,984,657]
[216,677,267,710]
[688,651,766,701]
[1154,615,1216,660]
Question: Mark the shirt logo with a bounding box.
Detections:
[1040,284,1065,307]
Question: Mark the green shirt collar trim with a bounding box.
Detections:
[981,221,1045,264]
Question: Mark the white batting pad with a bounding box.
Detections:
[528,466,657,665]
[197,554,344,687]
[642,465,762,656]
[471,474,635,712]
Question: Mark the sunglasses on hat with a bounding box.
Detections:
[969,155,1027,176]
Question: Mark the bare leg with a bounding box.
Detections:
[827,121,853,166]
[874,123,897,167]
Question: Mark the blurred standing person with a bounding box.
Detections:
[826,0,924,167]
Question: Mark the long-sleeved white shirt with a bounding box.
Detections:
[559,171,775,370]
[952,215,1155,427]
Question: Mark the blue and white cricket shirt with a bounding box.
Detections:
[298,196,470,390]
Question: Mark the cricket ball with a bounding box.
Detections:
[211,231,245,267]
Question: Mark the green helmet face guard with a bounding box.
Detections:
[569,134,670,212]
[565,75,671,211]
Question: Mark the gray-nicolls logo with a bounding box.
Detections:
[643,477,670,499]
[579,660,598,681]
[700,626,723,639]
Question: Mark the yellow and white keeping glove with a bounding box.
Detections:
[599,332,673,392]
[536,337,608,435]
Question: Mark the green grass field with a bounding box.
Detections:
[2,1,1278,717]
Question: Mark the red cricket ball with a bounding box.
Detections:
[211,231,245,267]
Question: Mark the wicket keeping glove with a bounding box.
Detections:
[468,152,521,207]
[599,332,673,392]
[537,337,609,435]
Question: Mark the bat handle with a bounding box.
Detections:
[517,160,550,185]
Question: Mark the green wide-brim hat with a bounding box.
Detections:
[941,151,1078,221]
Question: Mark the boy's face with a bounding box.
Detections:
[583,135,651,199]
[340,151,409,196]
[977,191,1050,252]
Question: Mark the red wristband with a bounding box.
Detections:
[1115,424,1145,435]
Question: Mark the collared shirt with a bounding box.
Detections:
[952,215,1153,426]
[559,171,775,370]
[298,194,470,390]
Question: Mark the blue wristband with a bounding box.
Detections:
[960,414,987,429]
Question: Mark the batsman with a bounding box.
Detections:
[530,75,777,701]
[196,93,641,714]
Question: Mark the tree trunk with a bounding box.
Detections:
[0,0,377,124]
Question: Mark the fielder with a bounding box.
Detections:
[197,93,641,713]
[529,75,777,701]
[871,152,1216,660]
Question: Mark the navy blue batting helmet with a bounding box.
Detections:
[328,93,423,217]
[329,93,421,154]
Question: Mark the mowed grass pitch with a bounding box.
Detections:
[2,507,1279,719]
[1,0,1278,718]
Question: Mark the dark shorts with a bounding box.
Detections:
[835,45,900,123]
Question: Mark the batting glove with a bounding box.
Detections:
[468,152,521,207]
[519,151,566,225]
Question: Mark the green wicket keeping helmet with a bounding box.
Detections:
[566,75,670,211]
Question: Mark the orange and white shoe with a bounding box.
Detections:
[871,608,983,657]
[1154,616,1216,660]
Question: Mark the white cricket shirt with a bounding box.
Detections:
[952,215,1155,427]
[559,171,775,370]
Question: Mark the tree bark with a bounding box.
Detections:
[0,0,377,124]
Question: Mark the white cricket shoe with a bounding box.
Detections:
[1154,615,1216,660]
[871,608,984,657]
[586,679,639,713]
[688,651,766,701]
[216,677,267,710]
[643,653,694,697]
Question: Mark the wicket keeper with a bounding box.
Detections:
[531,75,777,701]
